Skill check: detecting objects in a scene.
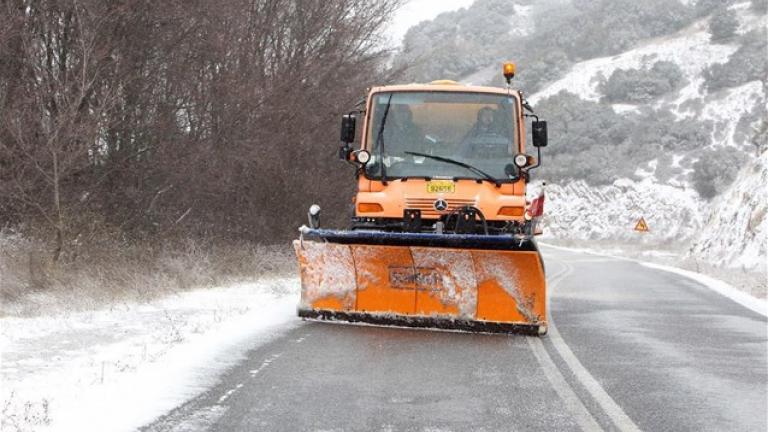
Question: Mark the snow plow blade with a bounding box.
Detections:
[293,229,547,335]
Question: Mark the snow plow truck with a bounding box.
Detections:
[293,63,549,335]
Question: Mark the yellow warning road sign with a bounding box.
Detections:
[634,217,649,232]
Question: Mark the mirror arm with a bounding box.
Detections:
[523,113,539,121]
[339,144,357,167]
[523,102,535,114]
[527,145,542,171]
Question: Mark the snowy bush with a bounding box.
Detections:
[0,232,297,316]
[532,92,716,186]
[395,1,513,82]
[600,61,686,103]
[691,150,746,199]
[709,8,739,42]
[703,30,768,91]
[694,0,739,17]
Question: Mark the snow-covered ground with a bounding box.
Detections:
[537,178,706,243]
[1,248,762,432]
[0,279,301,432]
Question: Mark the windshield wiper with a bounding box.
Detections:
[404,152,500,187]
[375,93,394,185]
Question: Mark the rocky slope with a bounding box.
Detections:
[396,0,766,272]
[689,150,767,271]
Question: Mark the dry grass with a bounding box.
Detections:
[0,229,297,317]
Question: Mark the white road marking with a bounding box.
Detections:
[249,352,283,376]
[216,381,247,403]
[527,336,603,431]
[546,261,643,432]
[217,388,237,404]
[221,353,283,403]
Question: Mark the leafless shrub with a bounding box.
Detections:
[0,230,297,317]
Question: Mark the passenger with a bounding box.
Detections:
[466,107,497,138]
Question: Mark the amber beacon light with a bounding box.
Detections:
[503,62,516,83]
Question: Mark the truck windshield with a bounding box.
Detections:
[364,91,519,181]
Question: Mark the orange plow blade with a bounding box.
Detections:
[293,237,547,335]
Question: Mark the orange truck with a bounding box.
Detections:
[294,63,549,335]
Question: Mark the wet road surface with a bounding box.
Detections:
[143,246,767,432]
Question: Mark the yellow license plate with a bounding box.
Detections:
[426,180,455,194]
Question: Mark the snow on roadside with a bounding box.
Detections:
[639,261,767,317]
[0,278,301,432]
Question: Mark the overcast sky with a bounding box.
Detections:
[387,0,475,47]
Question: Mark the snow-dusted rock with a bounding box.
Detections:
[689,150,768,271]
[539,178,706,243]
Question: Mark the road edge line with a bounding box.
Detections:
[547,322,642,432]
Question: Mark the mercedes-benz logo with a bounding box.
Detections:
[434,199,448,212]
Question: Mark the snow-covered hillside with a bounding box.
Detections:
[529,17,737,105]
[522,2,766,271]
[530,3,766,149]
[539,179,705,243]
[689,150,767,271]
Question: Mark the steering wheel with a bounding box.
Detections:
[467,133,510,158]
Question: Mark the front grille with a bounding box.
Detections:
[405,197,477,217]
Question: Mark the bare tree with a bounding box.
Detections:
[1,1,127,260]
[0,0,404,254]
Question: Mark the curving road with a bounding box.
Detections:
[143,245,767,432]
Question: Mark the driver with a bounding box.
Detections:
[383,105,424,156]
[458,107,510,158]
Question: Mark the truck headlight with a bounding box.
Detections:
[514,154,528,168]
[355,150,371,164]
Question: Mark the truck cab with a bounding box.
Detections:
[339,67,547,236]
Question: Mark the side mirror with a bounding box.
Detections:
[340,114,356,143]
[532,120,547,148]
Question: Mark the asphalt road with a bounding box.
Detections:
[143,245,767,432]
